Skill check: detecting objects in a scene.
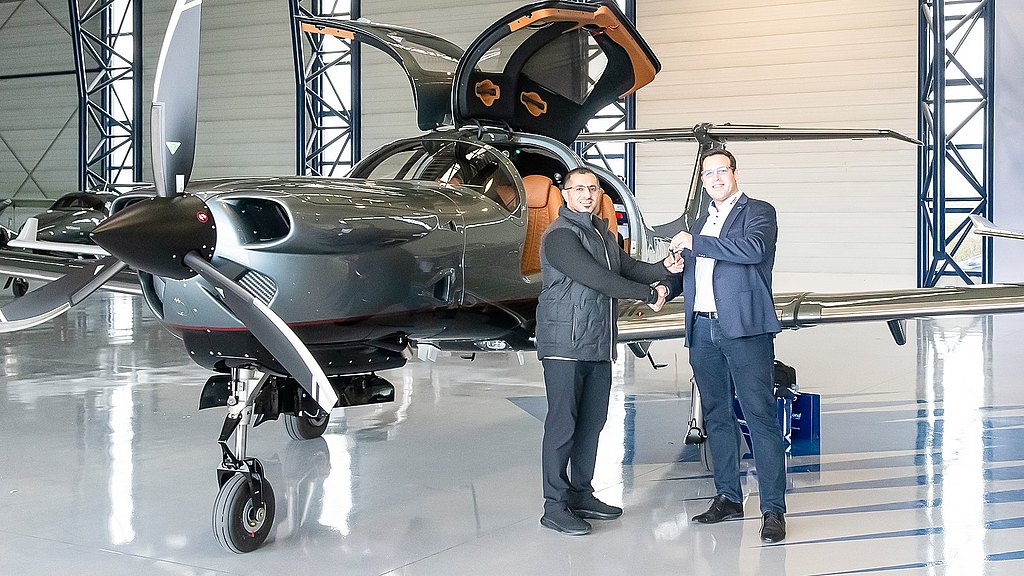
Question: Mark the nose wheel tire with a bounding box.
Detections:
[284,411,329,440]
[213,473,276,553]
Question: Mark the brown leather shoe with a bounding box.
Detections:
[691,495,744,524]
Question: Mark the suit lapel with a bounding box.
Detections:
[719,194,748,236]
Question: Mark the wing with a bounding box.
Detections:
[0,248,141,296]
[617,283,1024,343]
[5,217,111,257]
[970,215,1024,240]
[577,123,921,145]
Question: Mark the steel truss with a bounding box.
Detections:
[575,0,636,192]
[68,0,141,191]
[289,0,360,177]
[918,0,995,286]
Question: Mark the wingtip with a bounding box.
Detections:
[969,214,994,231]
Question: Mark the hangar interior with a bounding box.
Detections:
[2,0,1024,574]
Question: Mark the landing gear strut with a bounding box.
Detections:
[204,367,398,552]
[212,367,276,553]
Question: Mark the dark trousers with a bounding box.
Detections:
[541,358,612,513]
[688,315,787,513]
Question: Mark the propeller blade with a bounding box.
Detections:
[0,256,127,332]
[181,251,339,414]
[152,0,202,197]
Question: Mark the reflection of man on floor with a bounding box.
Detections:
[535,167,680,535]
[662,149,787,543]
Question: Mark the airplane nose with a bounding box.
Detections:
[92,195,217,279]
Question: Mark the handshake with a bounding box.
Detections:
[647,283,670,312]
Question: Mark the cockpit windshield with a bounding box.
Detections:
[352,141,522,214]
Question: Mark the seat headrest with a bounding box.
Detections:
[523,174,556,209]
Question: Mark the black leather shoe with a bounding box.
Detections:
[691,495,744,524]
[569,496,622,520]
[540,507,591,535]
[760,510,786,543]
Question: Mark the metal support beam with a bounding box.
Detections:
[575,0,636,193]
[918,0,994,286]
[289,0,360,177]
[68,0,142,191]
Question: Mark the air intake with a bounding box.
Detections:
[237,270,277,305]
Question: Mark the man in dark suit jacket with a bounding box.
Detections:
[662,149,788,543]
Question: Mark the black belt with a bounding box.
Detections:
[694,311,718,319]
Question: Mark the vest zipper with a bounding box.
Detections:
[595,221,614,362]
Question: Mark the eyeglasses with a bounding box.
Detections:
[700,166,732,179]
[564,185,600,194]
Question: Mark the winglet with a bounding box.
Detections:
[15,217,38,242]
[7,217,110,256]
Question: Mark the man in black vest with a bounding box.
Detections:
[535,167,681,535]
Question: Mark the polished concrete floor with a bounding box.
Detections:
[2,292,1024,575]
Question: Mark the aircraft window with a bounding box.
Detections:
[473,26,608,106]
[412,143,462,181]
[474,28,534,74]
[360,149,425,180]
[371,27,461,74]
[52,195,105,210]
[392,42,460,74]
[419,143,521,213]
[358,141,520,212]
[477,166,520,213]
[522,30,607,105]
[81,196,107,210]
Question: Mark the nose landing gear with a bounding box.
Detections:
[212,367,277,553]
[207,366,398,552]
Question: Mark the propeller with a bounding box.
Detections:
[0,0,338,413]
[0,257,126,332]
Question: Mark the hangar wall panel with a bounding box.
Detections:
[0,0,78,206]
[141,1,296,181]
[994,2,1024,282]
[0,0,297,209]
[635,0,918,291]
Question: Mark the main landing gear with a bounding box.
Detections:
[206,367,396,553]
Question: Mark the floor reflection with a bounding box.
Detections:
[3,293,1024,574]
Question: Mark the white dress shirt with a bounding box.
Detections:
[693,191,743,313]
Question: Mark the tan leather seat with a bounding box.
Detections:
[521,175,562,276]
[596,192,628,250]
[495,184,517,211]
[521,176,625,275]
[597,193,618,238]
